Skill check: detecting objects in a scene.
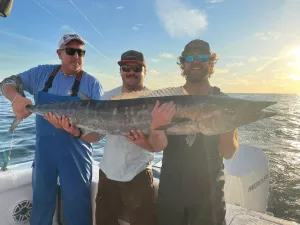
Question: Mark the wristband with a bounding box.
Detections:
[73,128,83,139]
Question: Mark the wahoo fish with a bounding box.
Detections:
[8,87,277,146]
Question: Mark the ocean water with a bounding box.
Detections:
[0,93,299,223]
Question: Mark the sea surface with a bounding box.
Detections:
[0,93,299,223]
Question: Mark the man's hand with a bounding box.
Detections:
[151,100,176,130]
[44,113,81,137]
[146,100,177,152]
[125,129,152,150]
[44,112,63,129]
[12,94,32,120]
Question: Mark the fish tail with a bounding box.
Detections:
[9,118,22,133]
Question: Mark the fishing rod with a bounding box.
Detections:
[0,0,14,17]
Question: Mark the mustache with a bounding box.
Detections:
[189,64,204,69]
[126,74,138,79]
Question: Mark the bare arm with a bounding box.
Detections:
[219,128,238,159]
[2,83,32,120]
[73,128,103,143]
[2,84,19,101]
[147,127,168,152]
[148,100,175,152]
[45,113,103,144]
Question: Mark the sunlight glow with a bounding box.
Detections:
[288,47,300,68]
[288,74,300,81]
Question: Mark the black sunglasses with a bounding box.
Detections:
[121,65,143,72]
[60,47,86,57]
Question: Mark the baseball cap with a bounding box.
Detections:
[58,33,85,49]
[117,50,146,67]
[182,39,211,55]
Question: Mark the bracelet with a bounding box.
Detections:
[73,128,83,139]
[11,93,18,105]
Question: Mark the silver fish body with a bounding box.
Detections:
[23,95,276,137]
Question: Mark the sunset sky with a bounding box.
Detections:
[0,0,299,94]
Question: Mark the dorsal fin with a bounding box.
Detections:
[110,86,186,100]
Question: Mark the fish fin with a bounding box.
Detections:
[154,117,192,131]
[186,134,197,147]
[110,86,186,100]
[9,118,22,133]
[172,117,193,123]
[78,92,91,100]
[76,127,104,138]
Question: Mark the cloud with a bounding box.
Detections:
[206,0,223,3]
[116,6,124,10]
[0,30,45,45]
[226,62,245,68]
[60,25,73,31]
[252,32,282,41]
[151,58,161,63]
[132,24,143,31]
[91,72,120,91]
[256,56,281,72]
[148,69,160,75]
[248,57,258,62]
[215,69,229,74]
[288,74,300,81]
[159,53,174,59]
[146,73,186,89]
[155,0,207,38]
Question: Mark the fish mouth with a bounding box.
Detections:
[238,110,277,126]
[246,100,277,112]
[255,111,277,120]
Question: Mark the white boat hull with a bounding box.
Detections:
[0,145,298,225]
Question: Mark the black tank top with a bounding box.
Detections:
[158,86,226,222]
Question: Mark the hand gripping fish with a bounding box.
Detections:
[8,87,277,146]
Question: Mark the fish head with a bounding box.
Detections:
[196,97,277,135]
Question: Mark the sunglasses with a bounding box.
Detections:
[183,55,209,63]
[60,47,86,57]
[121,65,143,72]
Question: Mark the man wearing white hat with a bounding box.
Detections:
[0,33,104,225]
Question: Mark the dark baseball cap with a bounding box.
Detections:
[182,39,211,55]
[117,50,146,67]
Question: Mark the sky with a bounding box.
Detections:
[0,0,300,94]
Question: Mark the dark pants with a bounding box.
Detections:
[156,203,226,225]
[95,168,157,225]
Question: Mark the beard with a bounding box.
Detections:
[184,66,209,83]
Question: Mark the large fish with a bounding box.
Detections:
[7,86,277,146]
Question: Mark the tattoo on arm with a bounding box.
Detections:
[0,75,24,95]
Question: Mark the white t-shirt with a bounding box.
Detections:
[99,86,154,182]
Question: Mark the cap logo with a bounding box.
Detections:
[125,55,137,60]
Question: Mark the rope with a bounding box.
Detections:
[1,130,14,171]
